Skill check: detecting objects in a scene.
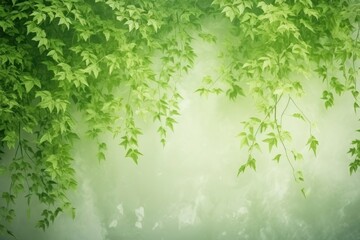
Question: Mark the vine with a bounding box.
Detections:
[0,0,359,237]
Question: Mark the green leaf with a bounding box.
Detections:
[97,152,106,162]
[81,64,100,78]
[147,19,159,32]
[321,91,334,109]
[103,30,111,41]
[263,133,277,152]
[292,113,305,121]
[2,131,17,149]
[39,132,53,144]
[195,88,211,96]
[273,154,281,163]
[222,6,235,22]
[296,170,304,182]
[301,188,307,198]
[306,135,319,156]
[226,84,244,100]
[303,8,319,19]
[330,77,345,95]
[36,91,55,112]
[198,33,217,43]
[237,164,246,176]
[247,156,256,171]
[125,148,142,164]
[166,117,176,131]
[292,151,304,161]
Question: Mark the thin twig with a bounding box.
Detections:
[289,97,313,135]
[274,98,296,181]
[248,94,283,155]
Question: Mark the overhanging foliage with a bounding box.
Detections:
[0,0,359,236]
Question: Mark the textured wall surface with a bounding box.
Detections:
[7,23,360,240]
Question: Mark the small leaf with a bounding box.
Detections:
[237,164,246,176]
[321,91,334,109]
[306,135,318,156]
[103,30,111,41]
[301,188,307,198]
[247,156,256,171]
[263,133,277,152]
[292,113,305,121]
[273,154,281,163]
[222,6,235,22]
[296,170,304,182]
[6,229,16,238]
[226,84,244,100]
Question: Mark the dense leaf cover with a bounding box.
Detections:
[0,0,359,236]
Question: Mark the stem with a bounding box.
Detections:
[280,96,291,125]
[248,94,283,155]
[208,62,234,89]
[274,99,296,181]
[289,97,313,135]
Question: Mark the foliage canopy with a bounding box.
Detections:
[0,0,359,236]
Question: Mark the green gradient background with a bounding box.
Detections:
[4,20,360,240]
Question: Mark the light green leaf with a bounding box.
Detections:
[222,6,235,22]
[273,154,281,163]
[292,113,305,121]
[247,156,256,171]
[306,135,319,156]
[237,164,246,176]
[263,133,277,152]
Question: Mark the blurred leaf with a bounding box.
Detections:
[306,135,319,156]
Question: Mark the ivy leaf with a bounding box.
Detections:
[97,151,106,162]
[147,19,159,32]
[2,131,17,149]
[125,148,142,164]
[306,135,318,156]
[36,91,55,112]
[292,113,305,121]
[195,88,211,96]
[299,19,315,32]
[292,151,304,161]
[166,117,176,131]
[226,84,244,100]
[222,6,235,22]
[321,91,334,109]
[81,64,100,78]
[247,156,256,171]
[103,30,111,41]
[273,154,281,163]
[354,102,359,112]
[301,188,307,198]
[263,133,277,152]
[303,8,319,19]
[198,33,217,43]
[296,170,304,182]
[330,77,345,95]
[125,20,139,32]
[237,164,246,176]
[349,161,359,175]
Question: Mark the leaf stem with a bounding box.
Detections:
[274,98,296,181]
